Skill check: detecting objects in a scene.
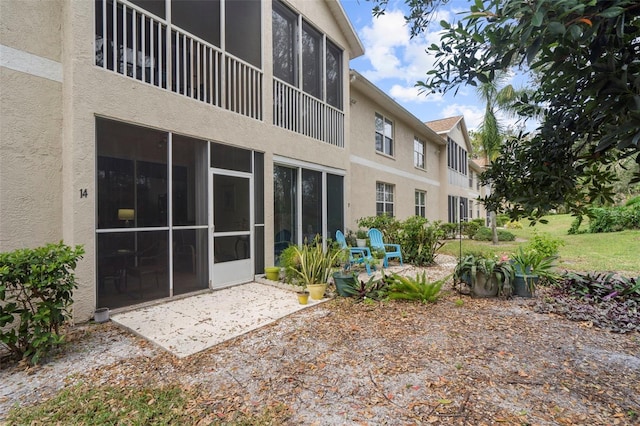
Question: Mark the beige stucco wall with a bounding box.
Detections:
[0,0,64,251]
[52,0,356,321]
[0,0,62,61]
[438,121,488,222]
[0,68,63,251]
[348,83,444,228]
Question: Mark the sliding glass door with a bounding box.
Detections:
[273,161,344,262]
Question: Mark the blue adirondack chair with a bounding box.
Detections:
[367,228,403,268]
[335,230,374,275]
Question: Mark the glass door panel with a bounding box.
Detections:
[274,165,296,261]
[211,171,252,288]
[302,169,322,243]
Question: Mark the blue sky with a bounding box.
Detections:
[340,0,530,132]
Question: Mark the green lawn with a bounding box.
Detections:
[440,214,640,276]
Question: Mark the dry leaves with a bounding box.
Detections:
[2,258,639,425]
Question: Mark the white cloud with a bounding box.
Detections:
[358,8,454,84]
[389,83,443,104]
[441,104,485,130]
[359,10,410,81]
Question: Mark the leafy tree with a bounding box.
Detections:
[370,0,640,221]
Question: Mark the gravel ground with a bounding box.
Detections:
[2,255,639,425]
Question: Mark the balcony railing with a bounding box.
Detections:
[95,0,262,120]
[274,79,344,148]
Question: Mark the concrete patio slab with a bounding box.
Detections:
[111,281,323,358]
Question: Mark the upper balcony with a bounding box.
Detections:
[95,0,346,147]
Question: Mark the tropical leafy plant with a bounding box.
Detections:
[386,272,447,303]
[455,253,514,296]
[535,272,640,333]
[341,274,389,301]
[510,247,558,278]
[286,238,342,288]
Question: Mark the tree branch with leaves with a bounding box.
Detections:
[369,0,640,220]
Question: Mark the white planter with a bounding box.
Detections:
[94,307,110,323]
[356,239,367,248]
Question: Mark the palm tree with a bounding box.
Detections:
[476,74,520,244]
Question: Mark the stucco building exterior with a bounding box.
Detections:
[425,116,488,224]
[348,70,446,224]
[1,0,485,321]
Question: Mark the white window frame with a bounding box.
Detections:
[415,190,426,217]
[376,182,394,216]
[414,137,426,170]
[375,113,394,156]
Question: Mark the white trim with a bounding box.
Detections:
[0,45,62,83]
[273,155,346,176]
[350,154,441,187]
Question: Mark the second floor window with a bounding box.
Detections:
[447,137,467,176]
[415,190,426,217]
[272,1,343,109]
[414,137,425,169]
[376,182,394,216]
[375,113,394,156]
[272,2,296,85]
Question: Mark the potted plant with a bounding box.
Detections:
[287,237,342,300]
[454,254,514,298]
[344,229,357,248]
[355,229,368,247]
[510,247,557,297]
[332,249,359,297]
[371,248,386,269]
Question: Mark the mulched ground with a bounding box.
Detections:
[2,265,639,425]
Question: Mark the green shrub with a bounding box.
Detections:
[498,229,516,241]
[622,204,640,229]
[496,214,510,227]
[461,221,481,238]
[588,207,626,233]
[571,205,640,234]
[625,196,640,207]
[357,215,401,243]
[473,227,492,241]
[0,242,84,364]
[568,215,585,234]
[505,220,523,229]
[440,223,458,239]
[277,244,300,284]
[473,227,515,241]
[472,218,486,227]
[526,230,564,257]
[357,216,447,266]
[396,216,446,266]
